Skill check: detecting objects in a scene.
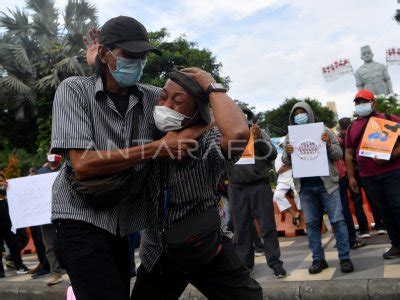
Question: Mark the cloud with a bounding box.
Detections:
[1,0,399,120]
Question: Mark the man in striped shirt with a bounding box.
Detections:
[51,16,197,300]
[131,68,263,299]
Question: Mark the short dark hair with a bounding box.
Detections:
[338,117,352,130]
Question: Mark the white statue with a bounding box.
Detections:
[355,45,393,95]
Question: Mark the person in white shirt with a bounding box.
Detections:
[273,139,302,226]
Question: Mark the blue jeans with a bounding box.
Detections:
[300,179,350,261]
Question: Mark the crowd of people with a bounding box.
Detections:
[1,15,400,300]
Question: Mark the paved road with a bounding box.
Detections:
[1,230,399,299]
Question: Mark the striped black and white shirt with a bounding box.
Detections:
[50,76,161,235]
[140,128,237,272]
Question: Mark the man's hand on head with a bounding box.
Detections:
[83,27,101,68]
[180,67,216,92]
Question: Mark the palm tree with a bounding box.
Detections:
[0,0,97,121]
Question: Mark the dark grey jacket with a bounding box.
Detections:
[227,129,277,186]
[282,102,342,194]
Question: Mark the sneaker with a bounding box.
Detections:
[358,232,371,238]
[47,274,64,286]
[16,265,30,275]
[254,248,264,257]
[273,265,287,279]
[308,259,328,274]
[383,246,400,259]
[377,229,387,235]
[31,269,51,279]
[340,259,354,273]
[350,240,367,249]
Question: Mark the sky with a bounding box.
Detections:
[1,0,400,118]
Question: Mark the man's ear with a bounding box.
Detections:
[98,46,108,64]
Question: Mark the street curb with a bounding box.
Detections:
[0,279,399,299]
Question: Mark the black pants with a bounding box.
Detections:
[30,226,50,270]
[339,177,357,246]
[228,181,283,269]
[131,238,262,300]
[0,200,23,269]
[360,178,385,231]
[349,176,369,233]
[53,219,130,300]
[361,169,400,247]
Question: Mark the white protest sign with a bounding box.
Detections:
[7,172,59,232]
[288,122,330,178]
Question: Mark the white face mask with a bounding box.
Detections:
[354,103,373,117]
[153,106,197,132]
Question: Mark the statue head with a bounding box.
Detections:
[360,45,374,63]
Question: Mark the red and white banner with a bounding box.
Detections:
[321,59,353,82]
[386,48,400,66]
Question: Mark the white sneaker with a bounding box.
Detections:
[358,233,371,238]
[377,229,387,235]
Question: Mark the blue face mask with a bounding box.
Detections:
[108,50,147,87]
[354,103,372,117]
[294,113,309,125]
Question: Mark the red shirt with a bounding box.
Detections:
[345,113,400,177]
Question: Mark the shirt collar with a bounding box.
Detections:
[94,76,144,102]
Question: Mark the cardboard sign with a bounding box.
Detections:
[7,172,59,232]
[288,122,330,178]
[359,117,400,160]
[235,130,255,165]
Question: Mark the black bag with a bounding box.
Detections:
[163,207,222,273]
[68,169,136,209]
[67,101,141,209]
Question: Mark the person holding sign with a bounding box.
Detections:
[283,101,354,274]
[227,109,287,279]
[345,89,400,260]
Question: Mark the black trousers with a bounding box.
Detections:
[349,176,370,233]
[30,226,50,270]
[131,238,263,300]
[361,169,400,247]
[339,177,357,246]
[228,181,283,269]
[0,200,23,269]
[53,219,130,300]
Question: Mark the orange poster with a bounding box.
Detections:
[359,117,400,160]
[235,130,255,165]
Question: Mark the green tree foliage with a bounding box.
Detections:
[375,95,400,115]
[0,0,98,161]
[142,28,229,88]
[0,7,229,172]
[258,98,337,137]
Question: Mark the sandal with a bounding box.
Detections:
[350,240,366,249]
[292,214,301,227]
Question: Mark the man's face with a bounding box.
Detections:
[157,80,198,122]
[361,49,373,63]
[99,46,147,71]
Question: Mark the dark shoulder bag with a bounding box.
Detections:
[68,104,141,209]
[160,161,222,273]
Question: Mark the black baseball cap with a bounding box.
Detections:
[100,16,161,55]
